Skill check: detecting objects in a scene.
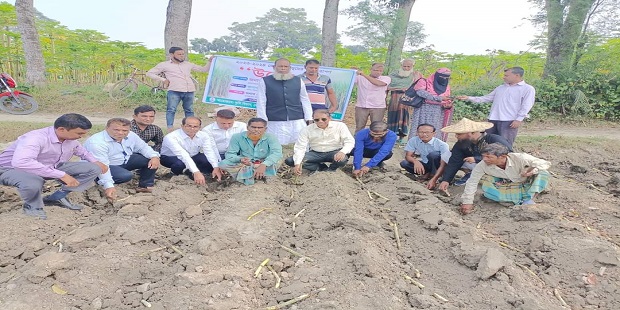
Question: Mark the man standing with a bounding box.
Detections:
[387,59,422,144]
[257,58,313,145]
[201,107,247,159]
[0,114,107,219]
[460,143,550,215]
[400,124,451,190]
[285,109,355,174]
[85,118,160,201]
[299,59,339,113]
[352,121,397,177]
[438,118,513,192]
[456,67,535,145]
[147,47,212,131]
[161,116,222,185]
[354,63,391,132]
[219,118,282,185]
[131,105,164,152]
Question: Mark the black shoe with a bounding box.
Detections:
[318,163,329,171]
[183,169,195,180]
[43,197,83,211]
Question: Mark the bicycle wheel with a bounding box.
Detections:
[109,80,138,100]
[0,93,39,115]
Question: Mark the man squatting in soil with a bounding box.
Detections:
[0,114,107,220]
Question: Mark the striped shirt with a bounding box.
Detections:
[299,73,333,106]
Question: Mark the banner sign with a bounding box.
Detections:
[202,56,356,121]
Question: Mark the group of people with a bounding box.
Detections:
[0,49,550,220]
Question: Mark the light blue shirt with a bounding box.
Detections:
[84,130,159,189]
[404,136,451,164]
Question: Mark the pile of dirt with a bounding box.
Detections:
[1,137,620,309]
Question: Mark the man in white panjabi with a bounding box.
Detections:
[257,58,313,145]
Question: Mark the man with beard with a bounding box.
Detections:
[257,58,313,145]
[219,118,282,185]
[285,109,355,174]
[299,59,339,113]
[147,47,213,132]
[456,67,535,145]
[438,118,513,192]
[130,105,164,152]
[353,63,391,133]
[352,121,397,177]
[387,59,422,144]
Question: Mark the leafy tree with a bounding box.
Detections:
[382,0,417,73]
[164,0,192,56]
[321,0,340,66]
[190,36,239,54]
[342,0,426,50]
[15,0,46,86]
[228,7,321,59]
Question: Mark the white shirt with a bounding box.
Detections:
[293,122,355,165]
[201,121,247,153]
[257,78,313,121]
[468,81,536,121]
[84,131,160,189]
[161,129,220,173]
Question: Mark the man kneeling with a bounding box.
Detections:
[460,143,550,215]
[219,118,282,185]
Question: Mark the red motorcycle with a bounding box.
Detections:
[0,73,38,115]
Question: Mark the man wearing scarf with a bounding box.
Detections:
[219,118,282,185]
[257,58,313,145]
[408,68,453,142]
[387,59,423,144]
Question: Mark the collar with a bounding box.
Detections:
[215,122,242,130]
[506,80,526,86]
[302,73,321,81]
[312,122,334,130]
[49,126,61,144]
[420,137,436,145]
[103,130,128,143]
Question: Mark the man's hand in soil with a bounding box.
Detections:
[193,172,206,185]
[413,160,425,175]
[333,151,346,162]
[59,174,80,187]
[93,161,109,174]
[460,204,474,215]
[353,166,370,177]
[148,157,160,169]
[212,167,223,181]
[427,177,439,190]
[294,164,302,176]
[438,181,450,191]
[253,164,267,179]
[105,187,117,201]
[240,157,251,166]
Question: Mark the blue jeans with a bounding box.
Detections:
[109,154,157,188]
[166,91,195,128]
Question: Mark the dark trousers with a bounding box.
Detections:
[351,148,393,167]
[400,151,441,175]
[285,149,349,171]
[109,154,157,188]
[486,120,517,146]
[161,153,214,175]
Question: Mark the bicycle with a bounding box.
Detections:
[0,73,38,115]
[109,65,201,100]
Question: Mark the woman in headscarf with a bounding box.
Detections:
[386,59,423,145]
[408,68,454,142]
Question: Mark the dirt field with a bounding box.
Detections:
[1,110,620,310]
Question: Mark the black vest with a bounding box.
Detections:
[263,75,304,121]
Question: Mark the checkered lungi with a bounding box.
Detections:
[219,163,277,185]
[481,170,550,204]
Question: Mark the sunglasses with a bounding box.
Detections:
[313,118,329,122]
[370,131,387,137]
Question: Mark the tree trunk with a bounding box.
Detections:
[164,0,192,57]
[321,0,339,67]
[385,0,415,74]
[543,0,596,77]
[15,0,46,86]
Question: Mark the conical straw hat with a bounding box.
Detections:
[441,118,493,133]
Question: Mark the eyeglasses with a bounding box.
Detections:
[369,131,387,137]
[417,131,434,135]
[313,118,329,122]
[249,126,265,129]
[183,125,200,129]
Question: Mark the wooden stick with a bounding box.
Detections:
[588,183,611,195]
[195,197,208,208]
[355,176,365,187]
[394,224,401,249]
[52,229,78,246]
[139,246,167,257]
[116,195,134,202]
[265,288,326,310]
[414,269,421,279]
[366,190,374,199]
[266,265,281,288]
[254,258,270,278]
[372,191,390,201]
[515,262,544,283]
[404,274,425,288]
[164,241,185,257]
[593,167,611,177]
[247,208,272,221]
[553,288,569,307]
[140,300,152,308]
[57,242,63,253]
[433,293,449,302]
[294,209,306,218]
[499,241,523,253]
[280,245,314,262]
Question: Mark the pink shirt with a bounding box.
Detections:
[0,126,97,179]
[354,75,391,108]
[147,60,209,92]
